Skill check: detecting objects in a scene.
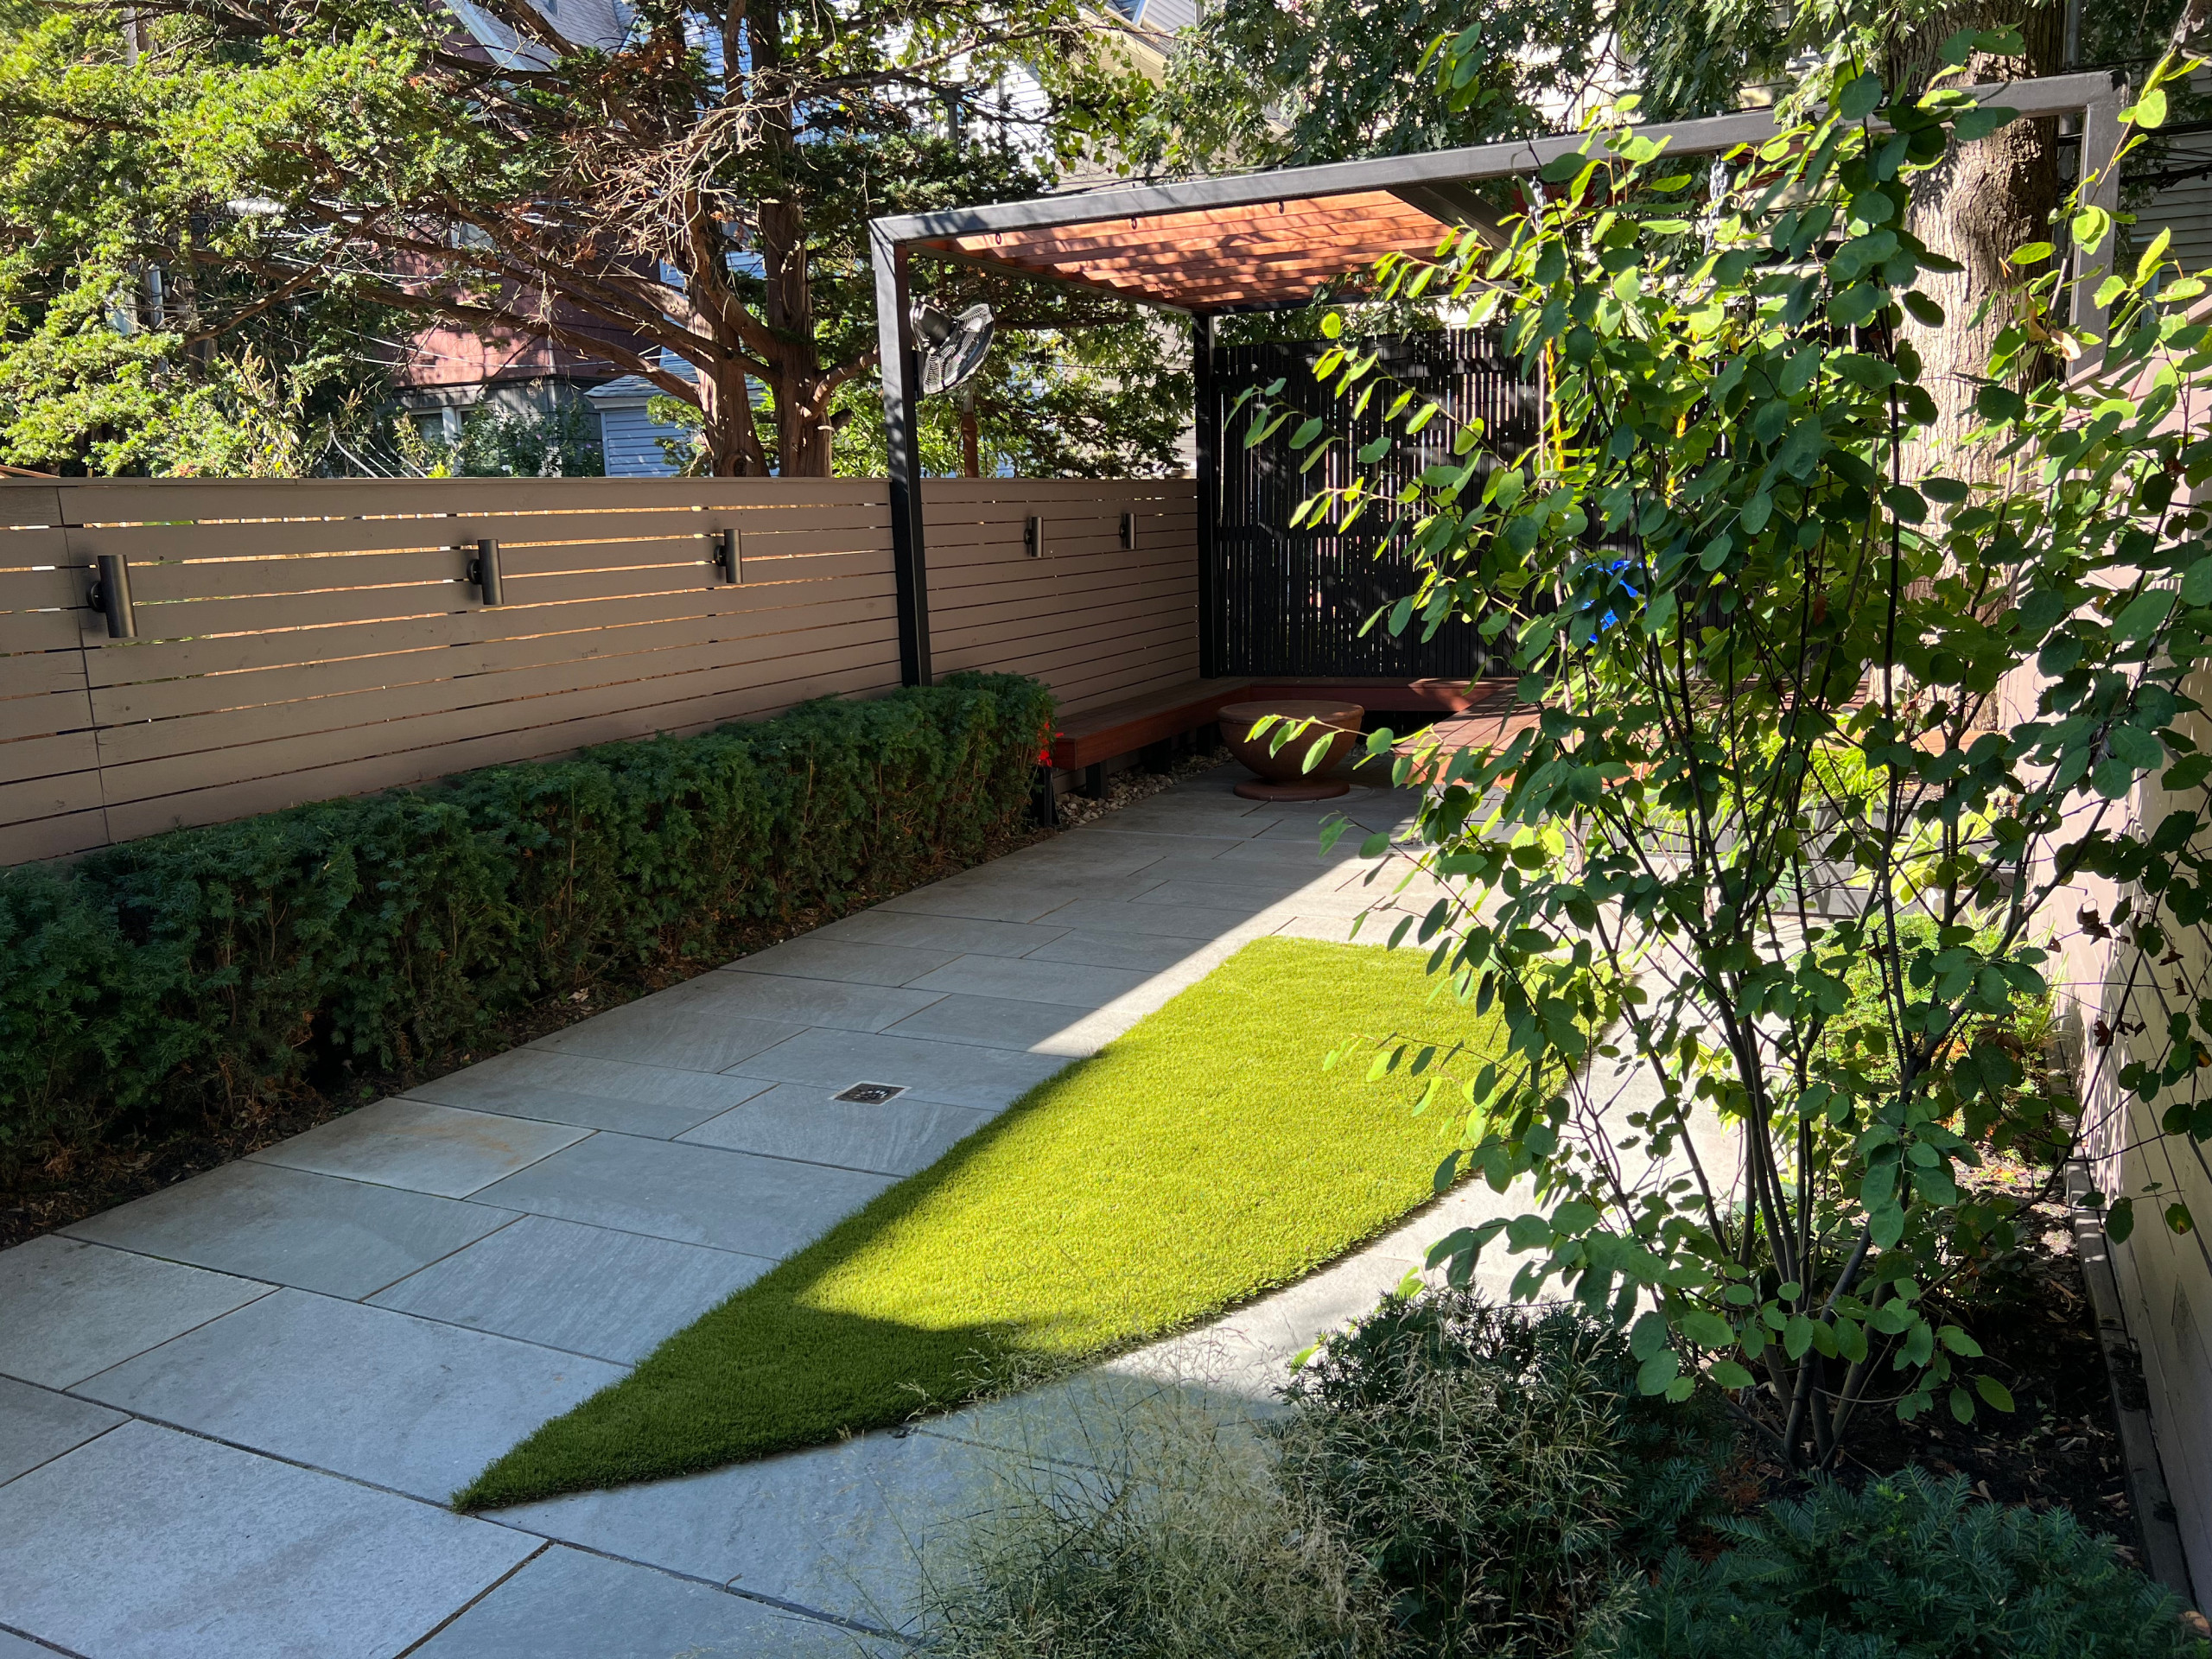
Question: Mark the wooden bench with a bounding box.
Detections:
[1041,677,1501,808]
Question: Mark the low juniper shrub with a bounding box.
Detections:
[0,672,1052,1177]
[1611,1466,2209,1659]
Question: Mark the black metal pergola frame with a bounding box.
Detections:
[868,72,2127,689]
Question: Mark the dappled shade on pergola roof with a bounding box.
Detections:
[918,190,1460,310]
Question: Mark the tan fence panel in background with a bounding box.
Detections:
[0,486,101,863]
[0,477,901,862]
[924,478,1198,715]
[0,474,1199,866]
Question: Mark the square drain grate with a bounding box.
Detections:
[833,1081,908,1105]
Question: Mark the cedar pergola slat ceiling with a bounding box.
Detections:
[918,190,1458,310]
[863,75,2123,691]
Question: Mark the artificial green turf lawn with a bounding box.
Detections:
[455,935,1510,1510]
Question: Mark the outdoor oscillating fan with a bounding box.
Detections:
[912,301,995,395]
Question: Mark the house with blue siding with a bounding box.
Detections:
[586,375,696,476]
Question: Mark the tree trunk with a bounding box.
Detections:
[746,0,836,478]
[1888,1,2064,488]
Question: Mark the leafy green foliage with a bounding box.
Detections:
[1264,46,2212,1467]
[1140,0,1609,175]
[0,0,1165,475]
[1277,1290,1726,1657]
[1613,1468,2209,1657]
[0,675,1052,1175]
[393,400,606,479]
[830,319,1192,481]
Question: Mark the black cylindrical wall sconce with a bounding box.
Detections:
[717,527,742,584]
[469,537,505,606]
[1024,515,1044,557]
[90,553,137,639]
[1120,511,1137,550]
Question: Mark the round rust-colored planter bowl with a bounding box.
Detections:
[1217,699,1364,801]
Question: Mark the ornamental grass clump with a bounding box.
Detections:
[923,1291,1727,1659]
[924,1397,1389,1659]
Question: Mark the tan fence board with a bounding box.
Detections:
[72,502,893,569]
[927,561,1197,608]
[98,630,903,810]
[0,809,108,866]
[48,476,892,524]
[0,563,92,609]
[80,572,898,687]
[938,626,1196,699]
[1,651,95,702]
[935,589,1196,658]
[922,505,1193,537]
[0,686,94,747]
[0,484,68,532]
[0,732,102,798]
[922,478,1194,505]
[113,547,888,639]
[99,652,906,847]
[0,611,95,656]
[92,605,901,766]
[925,517,1198,562]
[3,475,1192,862]
[89,594,899,725]
[1048,645,1206,712]
[929,558,1196,613]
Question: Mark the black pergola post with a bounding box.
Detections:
[1192,314,1222,680]
[870,226,931,687]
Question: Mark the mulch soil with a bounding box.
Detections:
[0,747,1239,1253]
[1715,1163,2146,1564]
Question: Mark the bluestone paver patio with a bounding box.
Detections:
[0,767,1538,1657]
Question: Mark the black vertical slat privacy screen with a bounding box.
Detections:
[1206,329,1539,680]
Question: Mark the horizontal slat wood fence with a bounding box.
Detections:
[924,478,1198,717]
[0,474,1199,864]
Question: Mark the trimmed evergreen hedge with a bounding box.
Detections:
[0,673,1053,1178]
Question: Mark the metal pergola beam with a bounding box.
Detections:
[870,71,2127,688]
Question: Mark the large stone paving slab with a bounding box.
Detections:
[0,1376,124,1486]
[74,1289,626,1503]
[877,877,1098,925]
[903,953,1150,1010]
[1027,895,1272,940]
[809,910,1070,958]
[0,1236,270,1389]
[659,969,947,1033]
[880,992,1091,1054]
[411,1545,892,1657]
[65,1160,515,1300]
[531,995,807,1073]
[677,1081,992,1177]
[471,1132,894,1257]
[497,1427,992,1634]
[409,1047,773,1137]
[728,1027,1067,1111]
[0,1420,537,1659]
[371,1214,769,1363]
[721,935,960,988]
[250,1097,590,1198]
[1020,926,1217,971]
